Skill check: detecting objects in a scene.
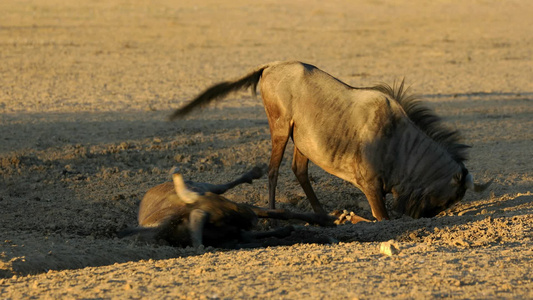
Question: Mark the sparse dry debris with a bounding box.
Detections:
[332,210,371,225]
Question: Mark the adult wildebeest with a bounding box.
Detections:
[169,61,491,220]
[119,166,334,248]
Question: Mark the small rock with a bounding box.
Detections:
[380,240,400,256]
[451,238,471,248]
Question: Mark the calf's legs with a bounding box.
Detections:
[205,165,265,195]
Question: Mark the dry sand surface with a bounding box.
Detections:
[1,0,532,298]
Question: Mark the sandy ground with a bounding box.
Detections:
[1,0,532,298]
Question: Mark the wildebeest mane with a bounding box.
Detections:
[368,81,470,164]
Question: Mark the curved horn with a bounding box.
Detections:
[172,172,200,204]
[474,179,493,193]
[465,173,475,190]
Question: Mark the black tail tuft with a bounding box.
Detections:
[169,66,266,120]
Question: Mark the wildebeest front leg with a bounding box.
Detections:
[188,209,209,247]
[363,184,389,221]
[291,147,327,214]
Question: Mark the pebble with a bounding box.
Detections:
[380,240,400,256]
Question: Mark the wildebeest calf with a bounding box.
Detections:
[119,166,335,248]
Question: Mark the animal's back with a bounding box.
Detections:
[138,182,185,227]
[260,61,408,184]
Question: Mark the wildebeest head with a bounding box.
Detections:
[399,168,492,218]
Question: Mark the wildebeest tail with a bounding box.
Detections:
[169,64,268,120]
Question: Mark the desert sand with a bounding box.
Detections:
[1,0,532,298]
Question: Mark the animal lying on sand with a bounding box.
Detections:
[170,61,492,220]
[119,166,335,248]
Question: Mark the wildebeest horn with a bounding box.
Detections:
[474,179,493,193]
[172,172,200,204]
[465,173,493,192]
[465,173,475,190]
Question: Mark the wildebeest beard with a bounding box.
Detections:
[393,164,470,218]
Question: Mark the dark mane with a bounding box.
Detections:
[369,81,470,163]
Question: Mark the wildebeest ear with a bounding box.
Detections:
[451,172,463,186]
[172,173,200,204]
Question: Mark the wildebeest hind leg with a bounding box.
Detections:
[251,206,335,226]
[249,225,295,239]
[206,164,266,194]
[267,131,291,210]
[291,147,327,214]
[237,226,295,248]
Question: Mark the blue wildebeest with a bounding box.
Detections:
[169,61,491,220]
[119,166,334,248]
